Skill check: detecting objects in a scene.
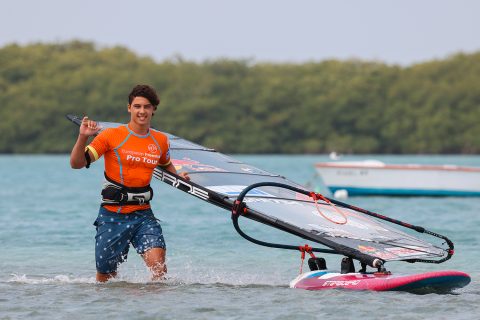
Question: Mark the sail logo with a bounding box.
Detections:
[386,246,427,257]
[322,280,361,287]
[172,158,226,172]
[154,169,209,201]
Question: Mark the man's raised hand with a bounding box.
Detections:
[80,116,101,136]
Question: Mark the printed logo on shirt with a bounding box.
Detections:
[148,144,157,153]
[125,154,159,165]
[121,149,161,166]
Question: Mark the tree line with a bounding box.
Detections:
[0,41,479,154]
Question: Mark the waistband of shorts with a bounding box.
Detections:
[99,207,154,218]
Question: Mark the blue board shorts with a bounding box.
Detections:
[93,207,166,274]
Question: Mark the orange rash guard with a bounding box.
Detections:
[86,124,171,214]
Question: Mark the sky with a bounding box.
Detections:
[1,0,479,65]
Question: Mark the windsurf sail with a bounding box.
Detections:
[67,115,453,269]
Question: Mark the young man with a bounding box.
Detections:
[70,84,189,282]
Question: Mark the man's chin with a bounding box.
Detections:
[135,118,150,125]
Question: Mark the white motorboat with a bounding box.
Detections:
[315,160,480,196]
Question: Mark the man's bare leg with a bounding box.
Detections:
[142,247,167,280]
[96,272,117,282]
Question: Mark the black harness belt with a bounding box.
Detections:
[101,173,153,206]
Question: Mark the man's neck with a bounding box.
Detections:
[128,121,150,135]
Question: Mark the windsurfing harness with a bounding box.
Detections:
[101,173,153,206]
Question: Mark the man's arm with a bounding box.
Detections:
[70,116,101,169]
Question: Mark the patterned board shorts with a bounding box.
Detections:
[93,207,166,274]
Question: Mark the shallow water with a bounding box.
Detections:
[1,154,479,319]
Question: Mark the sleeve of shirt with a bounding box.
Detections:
[86,129,111,161]
[158,136,171,167]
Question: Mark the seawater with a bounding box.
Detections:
[0,154,479,320]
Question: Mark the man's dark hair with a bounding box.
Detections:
[128,84,160,108]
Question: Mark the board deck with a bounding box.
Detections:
[290,270,471,293]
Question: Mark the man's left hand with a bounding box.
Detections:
[179,172,190,180]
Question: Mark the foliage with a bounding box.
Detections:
[1,41,479,154]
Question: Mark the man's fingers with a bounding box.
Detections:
[80,116,101,135]
[87,120,97,129]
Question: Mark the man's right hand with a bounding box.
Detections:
[80,116,101,136]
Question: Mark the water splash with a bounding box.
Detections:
[7,274,96,284]
[165,259,288,287]
[5,260,288,288]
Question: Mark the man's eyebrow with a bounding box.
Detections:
[132,103,153,106]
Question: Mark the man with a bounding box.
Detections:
[70,84,189,282]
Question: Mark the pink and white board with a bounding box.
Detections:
[290,270,470,293]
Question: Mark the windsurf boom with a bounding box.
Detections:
[66,115,455,272]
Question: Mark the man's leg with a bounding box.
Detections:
[96,272,117,282]
[132,209,167,280]
[94,208,130,282]
[142,247,167,280]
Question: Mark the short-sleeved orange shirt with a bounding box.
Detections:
[87,124,171,214]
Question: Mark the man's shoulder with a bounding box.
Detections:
[98,125,127,137]
[150,128,169,142]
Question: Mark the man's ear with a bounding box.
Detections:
[127,104,131,113]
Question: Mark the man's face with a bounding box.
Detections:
[128,96,155,126]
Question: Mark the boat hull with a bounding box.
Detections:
[315,162,480,196]
[290,270,471,293]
